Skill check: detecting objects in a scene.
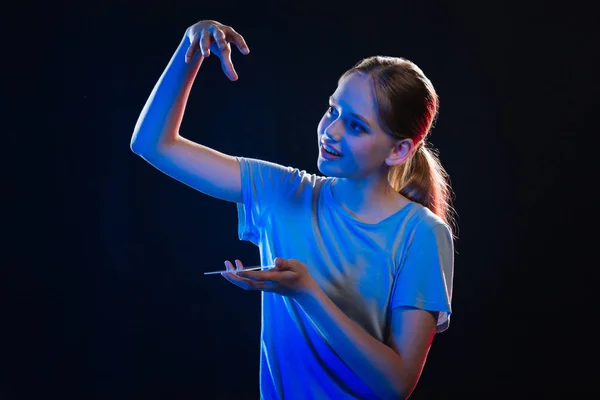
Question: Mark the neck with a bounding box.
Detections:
[331,172,399,215]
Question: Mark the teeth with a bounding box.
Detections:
[323,144,341,156]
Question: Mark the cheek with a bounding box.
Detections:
[352,141,386,165]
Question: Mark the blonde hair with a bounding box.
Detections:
[340,56,457,235]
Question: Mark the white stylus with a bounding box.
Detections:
[203,264,275,275]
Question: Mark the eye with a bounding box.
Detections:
[349,121,366,133]
[326,105,366,133]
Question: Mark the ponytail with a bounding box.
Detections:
[342,55,456,236]
[388,142,456,236]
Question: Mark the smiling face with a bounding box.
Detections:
[317,72,411,179]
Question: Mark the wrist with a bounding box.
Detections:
[293,282,322,306]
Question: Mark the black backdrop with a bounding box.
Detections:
[5,0,597,398]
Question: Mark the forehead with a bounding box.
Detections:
[333,72,376,117]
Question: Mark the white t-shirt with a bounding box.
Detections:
[235,157,454,399]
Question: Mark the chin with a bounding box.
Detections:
[317,159,344,177]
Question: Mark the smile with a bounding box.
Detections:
[320,144,342,160]
[322,143,342,157]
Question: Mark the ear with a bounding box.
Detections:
[385,138,415,167]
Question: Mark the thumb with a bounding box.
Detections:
[274,257,287,269]
[218,46,238,81]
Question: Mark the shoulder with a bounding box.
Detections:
[236,157,330,200]
[237,157,319,178]
[404,203,452,246]
[408,202,445,225]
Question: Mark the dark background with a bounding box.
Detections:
[5,0,597,398]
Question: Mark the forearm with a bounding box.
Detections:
[295,288,407,399]
[130,31,201,155]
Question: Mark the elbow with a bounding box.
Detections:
[130,130,175,157]
[130,126,155,156]
[130,138,144,156]
[130,135,155,157]
[129,127,144,155]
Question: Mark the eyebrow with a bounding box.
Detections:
[329,96,373,129]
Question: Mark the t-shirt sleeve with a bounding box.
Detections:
[391,221,454,333]
[235,157,306,246]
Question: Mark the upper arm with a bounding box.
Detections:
[133,136,242,203]
[385,306,439,397]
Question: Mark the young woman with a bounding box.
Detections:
[131,19,456,400]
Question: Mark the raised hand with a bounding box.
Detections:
[184,20,250,81]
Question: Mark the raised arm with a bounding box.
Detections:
[130,20,250,203]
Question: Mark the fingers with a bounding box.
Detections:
[222,259,273,291]
[222,271,254,290]
[199,29,212,58]
[274,257,293,271]
[237,268,269,280]
[221,50,238,81]
[224,259,245,272]
[217,42,237,81]
[222,260,249,288]
[209,25,229,53]
[237,269,292,283]
[208,25,238,81]
[227,27,250,55]
[187,22,249,79]
[185,31,200,63]
[234,259,244,271]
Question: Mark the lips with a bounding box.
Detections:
[320,144,342,160]
[321,142,342,157]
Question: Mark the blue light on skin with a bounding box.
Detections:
[316,72,415,218]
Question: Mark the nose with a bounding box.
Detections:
[323,119,342,142]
